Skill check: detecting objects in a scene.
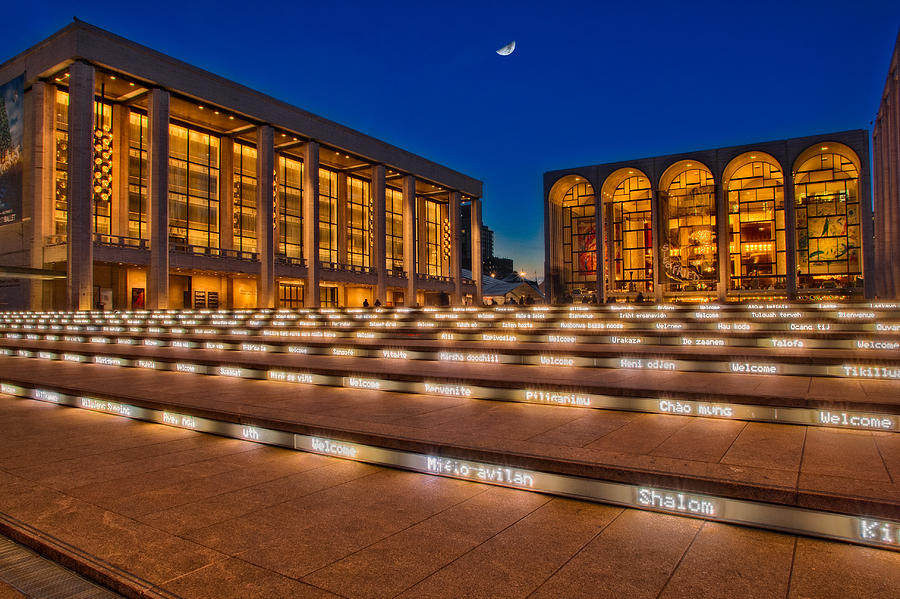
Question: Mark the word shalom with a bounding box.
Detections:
[310,437,358,458]
[818,411,895,431]
[425,457,535,488]
[636,487,718,517]
[858,519,900,547]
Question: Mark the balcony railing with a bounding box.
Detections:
[417,274,452,283]
[169,240,257,261]
[320,262,374,274]
[387,268,407,278]
[93,233,148,249]
[275,254,307,267]
[44,234,67,247]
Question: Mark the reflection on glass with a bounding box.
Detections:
[659,166,716,293]
[608,175,652,293]
[560,182,596,295]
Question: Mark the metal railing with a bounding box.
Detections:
[320,262,374,274]
[275,254,307,267]
[169,240,257,261]
[93,233,148,249]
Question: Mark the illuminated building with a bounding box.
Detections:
[0,20,483,310]
[544,130,874,302]
[874,28,900,300]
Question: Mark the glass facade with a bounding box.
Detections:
[277,155,303,259]
[559,182,596,294]
[726,158,786,290]
[168,123,220,248]
[318,169,338,264]
[54,90,69,235]
[659,165,717,293]
[127,111,148,239]
[423,199,447,277]
[794,150,862,289]
[347,175,371,268]
[278,282,303,307]
[608,175,652,293]
[386,187,403,271]
[233,142,257,253]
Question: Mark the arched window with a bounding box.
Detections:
[601,169,653,293]
[793,144,862,290]
[549,176,596,296]
[658,162,717,293]
[723,153,786,291]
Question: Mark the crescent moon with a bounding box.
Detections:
[496,41,515,56]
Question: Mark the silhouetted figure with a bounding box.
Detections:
[636,292,644,303]
[374,298,381,307]
[363,299,370,308]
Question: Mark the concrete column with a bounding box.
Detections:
[218,136,234,251]
[891,74,900,298]
[114,103,129,238]
[147,88,170,310]
[860,137,876,300]
[606,205,615,300]
[543,192,552,303]
[66,61,95,310]
[449,191,462,303]
[28,81,55,309]
[337,172,348,266]
[471,199,483,304]
[784,162,798,300]
[256,125,275,308]
[715,180,728,302]
[372,165,387,303]
[593,191,604,301]
[402,175,417,305]
[302,141,320,307]
[651,188,663,302]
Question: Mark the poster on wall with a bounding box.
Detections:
[131,288,145,310]
[0,74,24,225]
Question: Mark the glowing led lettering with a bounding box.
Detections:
[176,363,197,373]
[34,389,60,403]
[611,336,641,344]
[16,350,31,357]
[620,358,642,369]
[205,342,226,350]
[64,335,84,342]
[658,400,733,418]
[524,390,591,407]
[61,353,81,362]
[693,312,720,319]
[332,348,355,357]
[425,456,535,488]
[466,353,500,363]
[858,519,900,546]
[161,412,197,428]
[875,324,900,332]
[241,426,260,441]
[267,370,314,384]
[287,346,309,354]
[80,397,131,416]
[637,488,717,516]
[0,383,16,395]
[440,351,465,362]
[89,336,109,343]
[548,335,577,343]
[540,355,574,366]
[656,322,683,329]
[241,343,268,352]
[818,411,895,430]
[717,322,750,331]
[856,340,900,350]
[842,365,900,380]
[730,362,777,374]
[94,356,122,366]
[417,321,436,327]
[481,333,517,341]
[347,377,380,390]
[137,359,156,369]
[440,333,455,340]
[116,338,135,344]
[38,351,54,360]
[144,339,161,346]
[381,349,408,359]
[218,366,243,377]
[771,338,804,348]
[837,311,875,319]
[311,437,358,457]
[171,340,191,348]
[424,382,473,397]
[356,332,376,339]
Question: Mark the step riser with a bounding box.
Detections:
[1,381,897,553]
[3,347,899,433]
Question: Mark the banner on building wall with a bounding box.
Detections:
[0,74,24,225]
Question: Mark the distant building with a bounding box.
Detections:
[874,28,900,299]
[460,207,515,278]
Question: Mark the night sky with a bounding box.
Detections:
[2,1,899,278]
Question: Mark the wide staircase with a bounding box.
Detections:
[1,302,898,552]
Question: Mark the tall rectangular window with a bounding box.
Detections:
[233,142,257,253]
[318,169,338,264]
[278,155,303,258]
[53,90,113,236]
[386,187,403,271]
[347,175,370,267]
[424,199,446,277]
[169,123,220,248]
[127,111,148,239]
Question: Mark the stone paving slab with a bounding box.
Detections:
[0,399,899,599]
[1,355,898,518]
[4,338,900,411]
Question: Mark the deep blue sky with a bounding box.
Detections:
[3,1,899,278]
